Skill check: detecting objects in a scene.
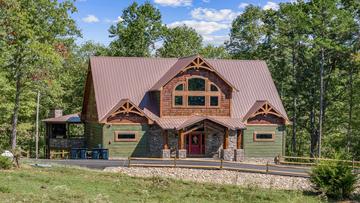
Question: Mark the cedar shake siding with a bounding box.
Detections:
[161,68,232,117]
[107,113,148,124]
[82,73,98,122]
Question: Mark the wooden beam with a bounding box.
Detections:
[163,130,169,150]
[183,124,204,135]
[223,128,229,149]
[237,130,243,149]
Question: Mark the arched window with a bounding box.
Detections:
[188,78,205,91]
[175,84,184,91]
[173,78,221,108]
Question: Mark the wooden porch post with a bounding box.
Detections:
[237,130,243,149]
[163,130,169,150]
[223,128,229,149]
[179,129,185,150]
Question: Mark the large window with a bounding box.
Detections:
[172,76,221,108]
[114,131,138,142]
[188,78,205,91]
[253,132,275,142]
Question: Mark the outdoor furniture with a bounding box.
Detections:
[92,148,100,159]
[100,149,109,160]
[79,148,87,159]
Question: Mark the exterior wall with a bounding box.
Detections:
[102,124,150,158]
[161,68,232,117]
[243,125,285,158]
[84,122,103,149]
[82,74,98,122]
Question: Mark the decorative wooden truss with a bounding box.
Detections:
[110,101,144,117]
[251,102,283,118]
[244,101,289,124]
[102,99,153,124]
[182,56,214,72]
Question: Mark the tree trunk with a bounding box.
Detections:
[310,88,317,158]
[346,66,353,153]
[10,71,22,150]
[291,46,297,155]
[318,48,325,158]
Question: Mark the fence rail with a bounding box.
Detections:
[127,157,310,177]
[280,156,360,169]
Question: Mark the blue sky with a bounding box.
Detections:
[73,0,291,46]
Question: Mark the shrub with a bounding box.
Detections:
[0,156,12,170]
[310,160,358,199]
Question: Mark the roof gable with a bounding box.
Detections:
[150,55,238,91]
[100,99,153,123]
[242,100,289,123]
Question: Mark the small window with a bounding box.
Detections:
[174,96,183,106]
[210,96,219,106]
[254,132,274,141]
[175,84,184,91]
[188,96,205,106]
[210,84,219,91]
[188,78,205,91]
[114,131,137,142]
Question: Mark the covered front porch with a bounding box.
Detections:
[158,116,245,161]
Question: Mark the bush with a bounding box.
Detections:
[0,156,12,170]
[310,160,358,199]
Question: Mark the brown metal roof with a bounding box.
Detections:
[155,116,246,130]
[150,55,238,91]
[43,113,81,123]
[89,56,288,122]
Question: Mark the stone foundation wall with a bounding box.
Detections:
[147,126,163,157]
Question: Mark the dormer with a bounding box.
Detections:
[150,55,237,117]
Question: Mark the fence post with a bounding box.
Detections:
[220,159,223,169]
[128,157,131,168]
[266,161,269,174]
[174,156,177,168]
[353,158,355,170]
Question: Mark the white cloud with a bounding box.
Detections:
[202,0,210,2]
[238,3,249,9]
[168,20,229,35]
[263,2,279,10]
[82,15,99,23]
[154,0,192,7]
[191,8,241,22]
[104,16,124,24]
[202,35,228,45]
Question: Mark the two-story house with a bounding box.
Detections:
[77,55,289,161]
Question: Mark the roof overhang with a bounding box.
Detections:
[243,100,290,125]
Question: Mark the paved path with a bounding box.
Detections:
[30,158,311,178]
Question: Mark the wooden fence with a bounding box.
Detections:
[127,157,310,177]
[280,156,360,169]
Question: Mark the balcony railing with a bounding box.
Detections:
[49,137,85,149]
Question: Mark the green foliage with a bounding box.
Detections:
[157,25,202,58]
[310,160,358,199]
[200,45,230,59]
[0,156,12,170]
[108,1,163,57]
[227,0,360,158]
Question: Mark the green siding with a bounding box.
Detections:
[244,125,285,158]
[84,122,103,149]
[102,124,149,158]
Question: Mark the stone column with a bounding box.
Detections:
[235,130,245,162]
[162,130,170,158]
[222,128,233,161]
[177,129,187,159]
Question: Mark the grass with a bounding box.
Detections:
[0,165,322,203]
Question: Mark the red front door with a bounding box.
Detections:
[188,134,204,155]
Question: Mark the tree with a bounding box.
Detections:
[200,45,230,59]
[0,0,80,149]
[157,25,202,58]
[108,1,163,57]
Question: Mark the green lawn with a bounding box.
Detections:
[0,165,321,203]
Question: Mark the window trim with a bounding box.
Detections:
[114,131,138,142]
[253,131,275,142]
